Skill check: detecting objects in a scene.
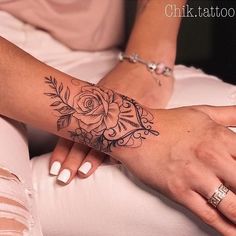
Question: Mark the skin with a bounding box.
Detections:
[50,63,174,184]
[1,37,236,235]
[50,0,185,184]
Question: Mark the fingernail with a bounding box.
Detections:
[57,169,71,183]
[78,162,92,175]
[50,161,61,176]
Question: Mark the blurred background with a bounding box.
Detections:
[125,0,236,85]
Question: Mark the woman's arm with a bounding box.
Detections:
[1,37,236,235]
[100,0,186,109]
[48,0,187,182]
[126,0,186,64]
[0,36,158,156]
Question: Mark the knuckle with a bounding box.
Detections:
[201,209,218,225]
[166,178,188,200]
[195,143,220,166]
[195,143,210,158]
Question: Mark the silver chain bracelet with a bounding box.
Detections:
[118,52,172,77]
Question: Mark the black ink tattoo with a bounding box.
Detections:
[44,76,159,152]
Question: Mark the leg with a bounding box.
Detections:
[0,168,28,235]
[168,65,236,108]
[0,116,43,236]
[32,154,218,236]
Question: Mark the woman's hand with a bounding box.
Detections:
[3,36,236,234]
[49,0,179,184]
[49,61,174,184]
[49,138,106,183]
[117,105,236,235]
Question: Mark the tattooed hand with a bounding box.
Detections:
[116,105,236,236]
[43,73,236,235]
[48,60,171,183]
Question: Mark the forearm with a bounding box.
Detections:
[126,0,186,65]
[109,0,187,109]
[0,37,86,131]
[0,37,159,160]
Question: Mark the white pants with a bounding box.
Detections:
[0,11,236,236]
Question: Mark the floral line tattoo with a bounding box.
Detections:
[44,76,159,152]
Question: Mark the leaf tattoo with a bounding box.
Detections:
[44,76,159,152]
[44,76,75,130]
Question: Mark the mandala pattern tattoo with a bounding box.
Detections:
[44,76,159,152]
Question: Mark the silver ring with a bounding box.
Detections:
[208,184,229,208]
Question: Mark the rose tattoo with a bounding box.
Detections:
[44,76,159,152]
[73,86,123,133]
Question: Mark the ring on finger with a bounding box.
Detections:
[208,184,230,208]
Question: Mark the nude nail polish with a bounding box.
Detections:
[50,161,61,176]
[78,162,92,175]
[57,169,71,183]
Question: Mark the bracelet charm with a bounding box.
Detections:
[118,52,172,77]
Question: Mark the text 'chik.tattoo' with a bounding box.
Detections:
[44,76,159,152]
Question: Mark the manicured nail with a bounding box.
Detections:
[78,162,92,175]
[50,161,61,176]
[57,169,71,183]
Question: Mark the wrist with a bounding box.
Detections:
[112,108,161,163]
[100,61,174,109]
[119,52,173,77]
[125,41,176,69]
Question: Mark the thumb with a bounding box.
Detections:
[194,105,236,127]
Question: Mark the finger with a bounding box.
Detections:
[194,105,236,127]
[224,128,236,157]
[57,143,89,184]
[196,147,236,191]
[78,149,105,178]
[212,152,236,192]
[217,190,236,224]
[49,138,73,176]
[195,175,236,225]
[183,191,236,236]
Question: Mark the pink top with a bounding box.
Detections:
[0,0,124,51]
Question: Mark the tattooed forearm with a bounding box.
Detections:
[44,76,159,152]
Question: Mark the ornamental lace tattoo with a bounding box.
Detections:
[44,76,159,152]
